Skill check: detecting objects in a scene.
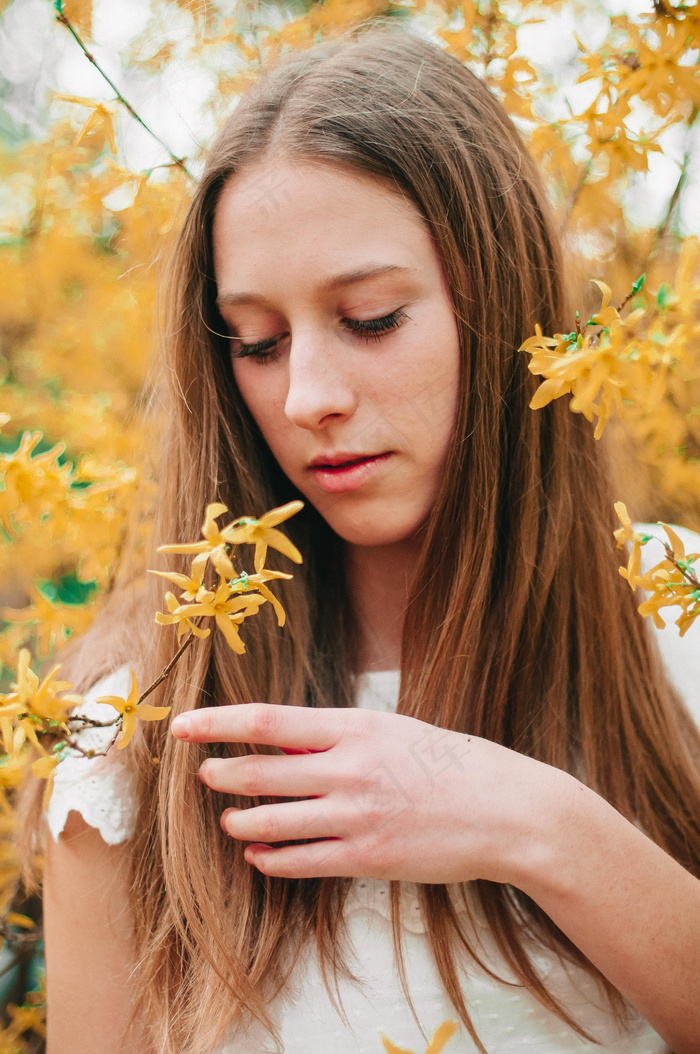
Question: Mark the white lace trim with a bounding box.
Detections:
[46,666,139,846]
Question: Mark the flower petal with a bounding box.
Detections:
[660,522,686,559]
[262,528,303,565]
[95,694,127,715]
[116,712,137,749]
[215,612,246,654]
[258,500,305,527]
[135,705,172,723]
[256,582,286,627]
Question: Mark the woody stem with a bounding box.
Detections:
[54,10,195,179]
[663,545,700,590]
[138,631,196,704]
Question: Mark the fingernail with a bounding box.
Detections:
[171,714,191,739]
[220,807,239,833]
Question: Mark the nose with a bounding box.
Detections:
[283,329,358,431]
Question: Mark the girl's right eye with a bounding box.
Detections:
[230,333,287,366]
[229,308,410,365]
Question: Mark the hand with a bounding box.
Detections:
[170,703,574,884]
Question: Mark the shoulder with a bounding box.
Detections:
[637,521,700,731]
[46,664,140,846]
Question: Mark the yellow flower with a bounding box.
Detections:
[676,606,700,638]
[0,431,72,535]
[637,589,683,631]
[0,701,24,757]
[148,550,209,601]
[2,998,46,1041]
[0,753,28,792]
[223,501,304,573]
[613,502,648,588]
[588,280,619,328]
[157,502,237,579]
[229,569,294,627]
[173,582,267,654]
[96,670,172,750]
[2,584,92,658]
[54,93,118,154]
[31,754,60,810]
[631,545,700,633]
[2,649,82,724]
[154,591,212,641]
[660,522,686,560]
[156,501,304,583]
[380,1019,458,1054]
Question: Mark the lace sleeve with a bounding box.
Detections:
[45,665,140,846]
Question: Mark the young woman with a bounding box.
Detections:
[29,22,700,1054]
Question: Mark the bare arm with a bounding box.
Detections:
[515,775,700,1054]
[43,812,148,1054]
[175,700,700,1051]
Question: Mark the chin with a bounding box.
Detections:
[313,502,427,549]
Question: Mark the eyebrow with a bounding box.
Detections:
[216,264,420,308]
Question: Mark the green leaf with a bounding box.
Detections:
[36,573,97,606]
[631,273,645,295]
[656,282,672,310]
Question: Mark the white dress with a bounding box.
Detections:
[47,524,700,1054]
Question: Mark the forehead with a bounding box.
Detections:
[211,161,436,293]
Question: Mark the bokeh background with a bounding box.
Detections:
[0,0,698,1047]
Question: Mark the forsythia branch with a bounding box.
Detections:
[53,2,195,179]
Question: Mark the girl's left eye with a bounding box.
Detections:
[342,307,410,342]
[230,308,411,364]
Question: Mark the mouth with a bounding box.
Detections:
[307,452,394,493]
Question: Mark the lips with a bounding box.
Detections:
[308,452,394,494]
[308,452,388,469]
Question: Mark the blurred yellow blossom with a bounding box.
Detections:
[30,755,60,810]
[2,649,81,725]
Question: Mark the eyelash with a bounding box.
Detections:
[229,308,410,365]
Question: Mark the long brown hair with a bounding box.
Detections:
[23,21,700,1054]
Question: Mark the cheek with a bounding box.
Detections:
[389,322,461,455]
[232,362,287,441]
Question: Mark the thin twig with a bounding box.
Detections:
[138,632,196,704]
[54,8,195,180]
[560,158,594,233]
[649,105,699,264]
[662,543,700,590]
[62,739,110,758]
[67,715,119,730]
[0,919,42,952]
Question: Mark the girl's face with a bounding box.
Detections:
[212,161,461,548]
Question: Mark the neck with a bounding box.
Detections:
[345,535,421,674]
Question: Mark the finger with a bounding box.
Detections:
[200,752,330,798]
[221,798,343,844]
[171,702,354,750]
[243,838,349,879]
